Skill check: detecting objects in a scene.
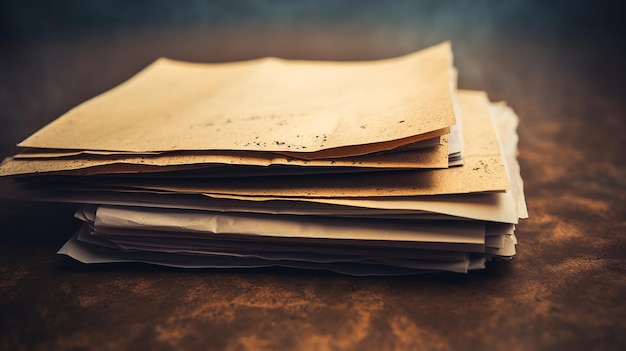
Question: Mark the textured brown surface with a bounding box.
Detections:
[1,2,626,350]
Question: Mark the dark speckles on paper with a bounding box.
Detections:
[472,160,492,173]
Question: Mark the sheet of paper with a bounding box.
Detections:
[59,230,475,275]
[12,136,443,159]
[202,189,519,224]
[0,135,449,177]
[91,205,487,247]
[491,102,529,219]
[19,42,456,159]
[90,90,507,197]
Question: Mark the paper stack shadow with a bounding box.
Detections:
[0,42,528,275]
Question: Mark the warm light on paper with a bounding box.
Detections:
[19,42,456,158]
[110,90,509,197]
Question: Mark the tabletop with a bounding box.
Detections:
[1,1,625,350]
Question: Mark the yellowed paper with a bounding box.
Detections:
[5,97,522,225]
[12,136,442,159]
[115,90,508,197]
[0,136,449,176]
[14,149,162,158]
[18,42,456,158]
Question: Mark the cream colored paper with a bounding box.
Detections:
[92,205,486,246]
[75,206,472,263]
[19,42,456,158]
[203,190,519,224]
[490,102,529,219]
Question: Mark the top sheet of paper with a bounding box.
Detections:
[18,42,456,158]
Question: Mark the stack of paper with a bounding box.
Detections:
[0,42,527,275]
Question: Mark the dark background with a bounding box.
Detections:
[1,1,625,350]
[2,0,625,156]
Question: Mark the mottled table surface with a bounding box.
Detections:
[1,2,625,350]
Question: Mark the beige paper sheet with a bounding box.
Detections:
[0,134,448,177]
[490,102,529,219]
[12,136,442,158]
[18,42,456,158]
[117,90,508,197]
[203,190,519,224]
[92,205,486,245]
